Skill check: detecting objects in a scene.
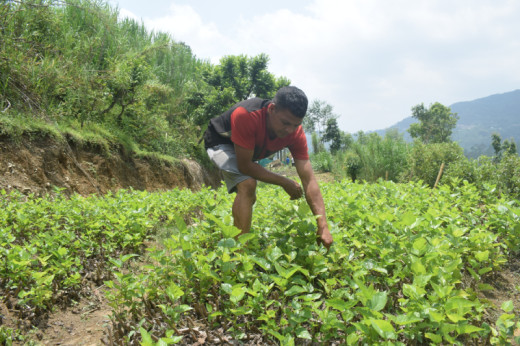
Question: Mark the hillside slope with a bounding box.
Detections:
[0,135,220,196]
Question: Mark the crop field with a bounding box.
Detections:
[1,180,519,345]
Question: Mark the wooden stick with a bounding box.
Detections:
[433,162,445,189]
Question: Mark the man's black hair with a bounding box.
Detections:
[273,86,308,118]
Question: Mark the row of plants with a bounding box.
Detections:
[103,181,519,344]
[1,180,519,344]
[0,187,206,336]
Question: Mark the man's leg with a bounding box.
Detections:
[233,178,257,234]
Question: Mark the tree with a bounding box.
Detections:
[322,118,342,153]
[303,99,336,135]
[492,133,518,162]
[186,54,290,126]
[408,102,459,144]
[492,133,502,157]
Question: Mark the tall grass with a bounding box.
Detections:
[0,0,205,160]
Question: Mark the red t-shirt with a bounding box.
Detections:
[230,106,309,161]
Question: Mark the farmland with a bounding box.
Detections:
[1,180,519,345]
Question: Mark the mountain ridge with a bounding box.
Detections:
[376,89,520,157]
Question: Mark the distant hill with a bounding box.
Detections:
[377,89,520,158]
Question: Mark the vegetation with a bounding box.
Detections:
[2,1,520,344]
[408,102,459,144]
[1,182,519,344]
[0,0,286,163]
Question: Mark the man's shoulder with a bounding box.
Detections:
[234,98,271,113]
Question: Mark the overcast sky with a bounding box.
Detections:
[109,0,520,133]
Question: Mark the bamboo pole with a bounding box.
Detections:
[433,162,445,189]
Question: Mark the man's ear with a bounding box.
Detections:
[267,103,276,113]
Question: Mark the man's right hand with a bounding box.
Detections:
[282,178,303,200]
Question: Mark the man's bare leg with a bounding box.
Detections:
[233,178,257,234]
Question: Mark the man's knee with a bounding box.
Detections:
[237,178,257,203]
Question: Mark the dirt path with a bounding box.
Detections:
[4,284,111,346]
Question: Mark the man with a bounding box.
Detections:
[203,86,333,250]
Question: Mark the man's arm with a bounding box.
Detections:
[294,159,333,250]
[234,144,303,199]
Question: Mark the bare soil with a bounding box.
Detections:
[0,135,220,196]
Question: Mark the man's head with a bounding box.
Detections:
[272,86,308,119]
[267,86,308,138]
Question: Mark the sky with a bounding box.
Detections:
[109,0,520,133]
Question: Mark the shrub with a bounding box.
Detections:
[400,141,466,187]
[310,151,333,172]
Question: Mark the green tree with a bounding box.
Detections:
[492,133,502,157]
[322,118,342,153]
[408,102,459,144]
[492,133,518,162]
[186,54,290,126]
[303,99,336,134]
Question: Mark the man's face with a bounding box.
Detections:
[268,104,303,138]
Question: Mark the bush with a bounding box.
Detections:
[357,131,409,182]
[400,141,466,187]
[310,151,333,172]
[471,154,520,199]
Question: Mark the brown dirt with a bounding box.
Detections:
[0,135,220,196]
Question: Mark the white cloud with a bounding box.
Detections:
[117,0,520,132]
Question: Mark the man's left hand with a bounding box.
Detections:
[316,227,333,250]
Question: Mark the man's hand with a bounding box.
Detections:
[282,178,303,200]
[316,226,333,251]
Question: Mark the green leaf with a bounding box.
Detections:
[140,327,154,345]
[267,247,283,262]
[295,327,312,339]
[230,286,246,304]
[457,324,483,334]
[368,291,387,312]
[445,297,475,313]
[425,332,442,343]
[217,238,236,248]
[370,319,396,340]
[326,298,356,312]
[251,256,271,271]
[474,250,489,262]
[411,258,426,275]
[238,232,256,244]
[428,310,445,323]
[447,313,466,322]
[400,212,417,226]
[221,283,232,294]
[501,300,514,312]
[166,283,184,301]
[393,313,423,325]
[478,267,493,275]
[285,285,306,297]
[432,282,453,299]
[274,263,300,279]
[413,238,427,252]
[402,284,426,299]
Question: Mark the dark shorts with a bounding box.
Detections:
[207,144,251,193]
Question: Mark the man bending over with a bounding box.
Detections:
[203,86,333,250]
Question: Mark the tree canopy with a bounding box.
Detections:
[302,99,336,134]
[408,102,459,144]
[185,54,290,127]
